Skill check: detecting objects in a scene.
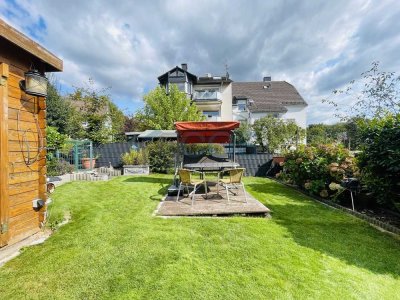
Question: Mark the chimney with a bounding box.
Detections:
[263,76,271,82]
[181,63,188,71]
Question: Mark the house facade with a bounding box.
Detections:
[158,64,307,128]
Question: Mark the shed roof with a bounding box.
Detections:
[138,130,177,139]
[232,81,307,113]
[0,19,63,72]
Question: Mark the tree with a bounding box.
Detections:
[46,126,69,151]
[234,122,252,144]
[135,85,205,130]
[307,124,332,145]
[253,116,304,153]
[307,121,363,150]
[108,101,125,142]
[124,114,141,132]
[323,61,400,121]
[307,123,346,145]
[46,78,76,135]
[68,79,125,144]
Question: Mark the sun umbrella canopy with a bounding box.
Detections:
[175,121,240,144]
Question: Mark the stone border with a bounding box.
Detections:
[269,177,400,236]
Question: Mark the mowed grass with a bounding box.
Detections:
[0,175,399,299]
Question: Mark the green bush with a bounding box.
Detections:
[357,114,400,210]
[121,149,148,165]
[279,144,358,198]
[184,143,225,155]
[146,141,177,174]
[47,159,74,176]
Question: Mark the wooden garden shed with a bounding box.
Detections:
[0,19,63,247]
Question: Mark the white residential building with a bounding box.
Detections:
[157,64,307,128]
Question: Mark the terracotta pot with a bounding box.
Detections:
[81,158,96,169]
[272,156,285,164]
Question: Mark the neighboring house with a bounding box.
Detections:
[158,64,233,121]
[232,79,307,128]
[157,64,307,128]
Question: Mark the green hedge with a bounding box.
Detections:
[357,114,400,210]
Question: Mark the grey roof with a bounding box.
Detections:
[138,130,177,139]
[125,131,143,136]
[232,81,307,113]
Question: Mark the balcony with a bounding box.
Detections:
[193,90,222,101]
[205,115,221,121]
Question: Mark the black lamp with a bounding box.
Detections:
[20,69,48,97]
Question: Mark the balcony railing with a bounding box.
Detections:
[205,115,221,121]
[193,90,222,101]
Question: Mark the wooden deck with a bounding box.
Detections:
[156,183,271,217]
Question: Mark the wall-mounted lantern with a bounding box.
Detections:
[20,70,48,97]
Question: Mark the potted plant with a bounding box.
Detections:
[81,150,99,169]
[121,148,149,175]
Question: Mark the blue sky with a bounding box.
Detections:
[1,0,400,123]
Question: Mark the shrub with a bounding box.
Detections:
[146,141,177,174]
[47,159,74,176]
[121,149,148,165]
[357,114,400,210]
[184,143,225,155]
[281,144,358,198]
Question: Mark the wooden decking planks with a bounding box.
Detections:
[157,184,271,217]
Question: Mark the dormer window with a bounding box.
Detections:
[237,99,247,111]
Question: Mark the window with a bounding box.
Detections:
[237,99,247,111]
[176,82,186,92]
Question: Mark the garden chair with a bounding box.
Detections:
[176,169,207,205]
[217,168,247,203]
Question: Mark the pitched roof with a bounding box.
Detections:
[157,66,197,84]
[232,81,307,113]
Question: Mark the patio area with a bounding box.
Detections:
[157,182,271,217]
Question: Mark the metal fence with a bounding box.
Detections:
[51,139,94,171]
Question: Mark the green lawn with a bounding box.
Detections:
[0,175,399,299]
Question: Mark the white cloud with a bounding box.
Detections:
[1,0,399,123]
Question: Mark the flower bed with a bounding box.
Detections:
[277,144,358,199]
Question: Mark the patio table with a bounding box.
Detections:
[183,162,239,172]
[183,162,240,199]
